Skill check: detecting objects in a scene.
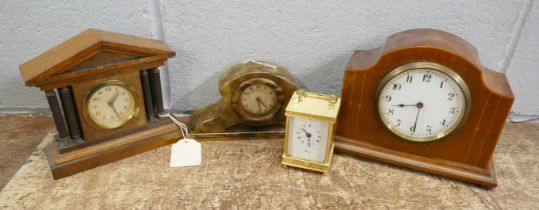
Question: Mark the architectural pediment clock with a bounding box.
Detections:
[20,29,182,179]
[334,29,514,188]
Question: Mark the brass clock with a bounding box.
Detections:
[282,90,341,174]
[190,60,297,134]
[83,80,139,129]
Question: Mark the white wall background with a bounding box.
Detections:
[1,0,537,117]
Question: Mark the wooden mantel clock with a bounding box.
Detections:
[334,28,514,188]
[19,29,182,179]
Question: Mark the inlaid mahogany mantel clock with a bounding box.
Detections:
[335,29,514,188]
[20,29,182,179]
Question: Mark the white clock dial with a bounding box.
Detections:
[287,117,329,163]
[86,83,137,129]
[378,66,467,142]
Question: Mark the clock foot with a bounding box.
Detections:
[334,138,497,188]
[45,120,182,180]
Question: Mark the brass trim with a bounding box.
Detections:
[231,78,284,122]
[82,80,140,130]
[282,115,335,173]
[293,90,338,108]
[376,62,471,142]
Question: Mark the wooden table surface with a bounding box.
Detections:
[0,122,538,209]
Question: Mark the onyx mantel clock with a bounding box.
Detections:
[334,29,514,188]
[20,29,182,179]
[189,60,297,138]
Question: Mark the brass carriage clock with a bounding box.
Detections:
[282,90,341,174]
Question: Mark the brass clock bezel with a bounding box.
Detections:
[231,78,284,122]
[376,62,471,142]
[83,80,140,130]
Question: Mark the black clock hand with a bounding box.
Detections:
[411,102,424,133]
[108,92,121,118]
[256,97,269,109]
[256,99,262,113]
[301,128,312,146]
[111,92,120,103]
[112,106,120,118]
[393,103,417,107]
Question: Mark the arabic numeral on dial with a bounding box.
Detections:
[392,83,402,90]
[422,72,432,82]
[409,125,416,134]
[406,74,413,83]
[384,95,392,102]
[440,79,448,88]
[426,125,432,134]
[448,93,458,101]
[386,109,394,116]
[441,119,447,127]
[395,119,402,127]
[449,107,457,114]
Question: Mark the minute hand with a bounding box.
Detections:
[256,97,269,108]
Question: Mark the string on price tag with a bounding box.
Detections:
[159,113,201,167]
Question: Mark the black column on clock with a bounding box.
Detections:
[59,87,82,141]
[45,90,70,143]
[140,70,155,120]
[149,68,165,115]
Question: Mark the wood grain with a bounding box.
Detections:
[334,28,514,187]
[18,28,177,179]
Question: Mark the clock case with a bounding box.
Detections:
[19,29,182,179]
[335,29,514,188]
[189,61,297,139]
[282,90,341,174]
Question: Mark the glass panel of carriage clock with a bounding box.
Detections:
[288,116,329,163]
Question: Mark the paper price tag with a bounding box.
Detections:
[170,138,201,167]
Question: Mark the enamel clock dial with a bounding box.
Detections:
[377,62,470,142]
[288,117,329,163]
[240,83,278,115]
[85,81,138,129]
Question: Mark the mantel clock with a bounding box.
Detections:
[334,29,514,187]
[19,29,182,179]
[190,60,297,137]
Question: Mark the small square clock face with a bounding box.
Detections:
[287,117,329,163]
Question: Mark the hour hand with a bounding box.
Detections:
[392,103,416,107]
[108,93,120,107]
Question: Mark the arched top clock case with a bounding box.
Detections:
[334,28,514,187]
[190,60,297,134]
